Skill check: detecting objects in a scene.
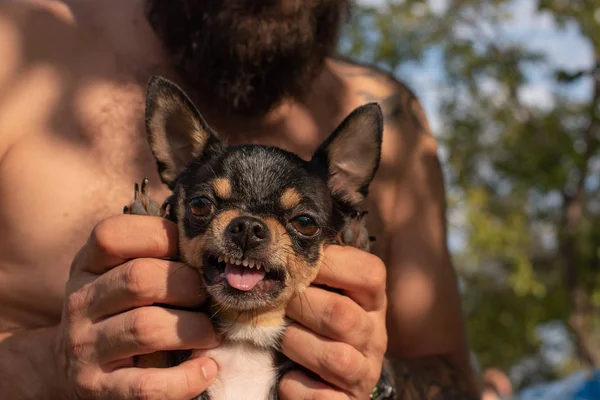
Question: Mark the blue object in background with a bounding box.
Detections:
[517,369,600,400]
[573,370,600,400]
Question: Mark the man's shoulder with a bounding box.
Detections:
[0,0,79,75]
[0,1,77,158]
[330,56,418,100]
[329,57,439,179]
[0,1,76,36]
[330,57,432,137]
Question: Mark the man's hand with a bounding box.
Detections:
[53,215,219,400]
[279,245,388,399]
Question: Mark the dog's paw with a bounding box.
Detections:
[123,177,163,217]
[336,210,375,252]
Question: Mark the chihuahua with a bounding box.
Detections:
[124,76,383,400]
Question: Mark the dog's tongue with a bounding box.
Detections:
[224,263,266,291]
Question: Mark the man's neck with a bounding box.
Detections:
[190,60,346,149]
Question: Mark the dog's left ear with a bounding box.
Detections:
[145,76,223,189]
[311,103,383,205]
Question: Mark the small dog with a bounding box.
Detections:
[124,76,383,400]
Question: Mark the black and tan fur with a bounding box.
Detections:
[124,76,383,400]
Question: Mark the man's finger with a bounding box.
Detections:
[94,306,219,364]
[281,322,368,392]
[74,215,179,275]
[315,245,386,311]
[103,356,218,400]
[286,286,372,352]
[87,258,205,320]
[279,369,349,400]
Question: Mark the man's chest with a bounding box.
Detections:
[0,89,393,330]
[2,83,167,245]
[0,85,174,328]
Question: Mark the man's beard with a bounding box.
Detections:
[146,0,351,117]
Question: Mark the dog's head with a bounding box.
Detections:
[145,76,382,318]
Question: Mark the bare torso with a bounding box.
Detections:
[0,0,405,331]
[0,1,464,369]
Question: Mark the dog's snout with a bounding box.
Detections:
[226,216,269,250]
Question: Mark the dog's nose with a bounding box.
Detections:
[226,216,269,250]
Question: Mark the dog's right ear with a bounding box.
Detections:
[145,76,223,189]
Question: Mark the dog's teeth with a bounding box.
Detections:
[265,266,271,273]
[223,256,229,264]
[248,260,255,268]
[218,256,224,263]
[242,259,249,267]
[236,259,242,266]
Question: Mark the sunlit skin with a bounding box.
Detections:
[0,1,477,399]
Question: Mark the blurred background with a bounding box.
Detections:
[341,0,600,398]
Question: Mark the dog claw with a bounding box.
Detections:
[141,177,149,195]
[123,177,162,217]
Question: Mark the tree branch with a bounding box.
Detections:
[561,53,600,368]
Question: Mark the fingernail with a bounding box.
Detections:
[201,359,218,380]
[203,331,221,349]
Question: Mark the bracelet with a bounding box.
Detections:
[370,365,397,399]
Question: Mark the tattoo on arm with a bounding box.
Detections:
[356,87,434,137]
[338,63,432,135]
[388,356,480,400]
[357,90,403,120]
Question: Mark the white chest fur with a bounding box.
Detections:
[194,322,286,400]
[198,340,277,400]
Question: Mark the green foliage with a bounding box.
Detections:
[342,0,600,388]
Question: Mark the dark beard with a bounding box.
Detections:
[146,0,351,117]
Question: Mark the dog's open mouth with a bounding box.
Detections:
[204,254,285,295]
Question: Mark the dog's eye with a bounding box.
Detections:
[291,215,319,236]
[189,197,214,217]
